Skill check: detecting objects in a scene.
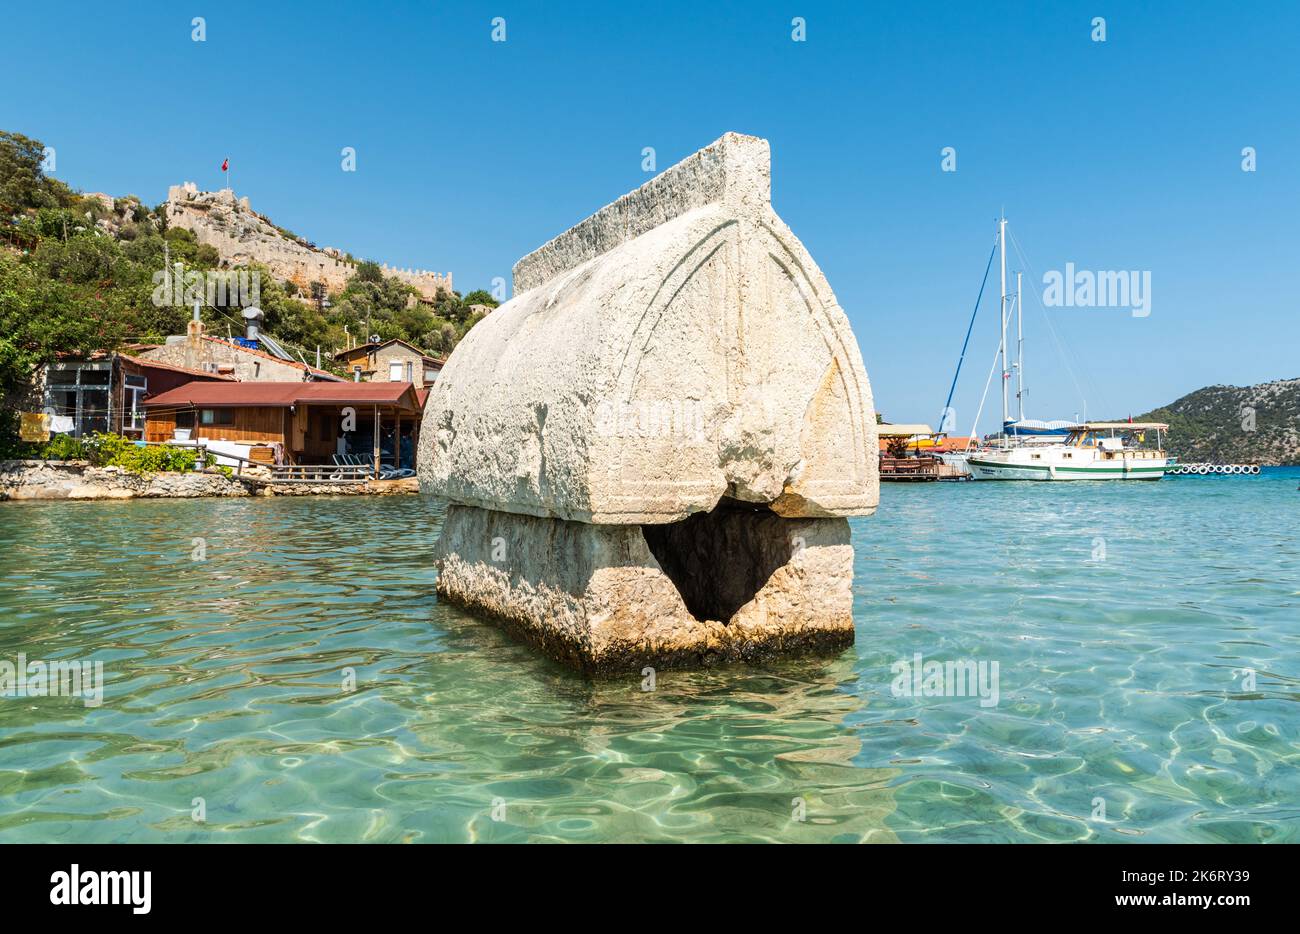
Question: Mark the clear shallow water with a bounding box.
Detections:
[0,471,1296,843]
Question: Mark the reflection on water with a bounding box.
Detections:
[0,472,1295,843]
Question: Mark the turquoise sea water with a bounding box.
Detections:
[0,471,1296,843]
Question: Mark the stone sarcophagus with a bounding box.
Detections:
[419,133,878,674]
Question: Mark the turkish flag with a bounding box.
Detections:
[221,158,229,172]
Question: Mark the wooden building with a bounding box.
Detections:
[142,381,424,475]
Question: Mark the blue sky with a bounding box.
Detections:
[7,1,1298,431]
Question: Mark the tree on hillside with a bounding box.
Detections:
[0,127,492,405]
[460,288,498,309]
[354,260,384,283]
[0,131,77,213]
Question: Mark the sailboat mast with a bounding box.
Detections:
[1016,270,1024,422]
[999,215,1009,430]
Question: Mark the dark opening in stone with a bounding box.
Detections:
[641,498,794,623]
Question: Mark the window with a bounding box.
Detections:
[405,361,413,382]
[42,361,112,438]
[389,361,403,381]
[124,374,147,431]
[200,408,236,426]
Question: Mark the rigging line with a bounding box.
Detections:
[1007,229,1103,420]
[1008,228,1101,415]
[940,231,999,431]
[966,333,1004,450]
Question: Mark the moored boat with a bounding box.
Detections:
[966,422,1169,480]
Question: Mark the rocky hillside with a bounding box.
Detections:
[165,183,452,300]
[0,128,497,426]
[1137,379,1300,465]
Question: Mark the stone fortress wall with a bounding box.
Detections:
[165,183,452,300]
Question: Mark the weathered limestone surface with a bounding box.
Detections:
[165,183,452,299]
[435,503,854,674]
[419,133,877,524]
[420,133,878,673]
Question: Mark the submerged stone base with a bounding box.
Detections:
[434,501,855,675]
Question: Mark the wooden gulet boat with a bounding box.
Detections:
[966,422,1170,480]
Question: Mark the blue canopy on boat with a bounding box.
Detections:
[1002,418,1079,437]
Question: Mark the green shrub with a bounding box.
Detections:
[42,432,89,460]
[5,431,202,473]
[95,437,201,474]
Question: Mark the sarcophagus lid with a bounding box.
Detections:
[419,133,879,524]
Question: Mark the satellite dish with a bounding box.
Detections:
[369,334,381,344]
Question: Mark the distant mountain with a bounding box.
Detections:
[1136,379,1300,465]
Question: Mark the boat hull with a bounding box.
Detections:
[967,457,1167,481]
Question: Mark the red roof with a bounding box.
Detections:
[120,353,235,381]
[142,380,423,412]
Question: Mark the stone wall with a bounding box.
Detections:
[165,183,451,299]
[370,343,431,387]
[136,338,313,382]
[0,461,251,500]
[0,462,419,500]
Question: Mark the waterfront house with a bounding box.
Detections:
[135,334,342,382]
[333,339,445,387]
[142,380,424,474]
[35,353,233,440]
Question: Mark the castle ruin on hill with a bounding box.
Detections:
[165,182,452,300]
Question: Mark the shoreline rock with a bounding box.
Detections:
[0,461,418,500]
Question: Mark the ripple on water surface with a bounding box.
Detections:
[0,474,1296,842]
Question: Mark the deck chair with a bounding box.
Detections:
[341,453,387,479]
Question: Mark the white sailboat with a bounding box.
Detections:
[963,216,1170,481]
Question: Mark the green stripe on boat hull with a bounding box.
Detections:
[967,459,1167,480]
